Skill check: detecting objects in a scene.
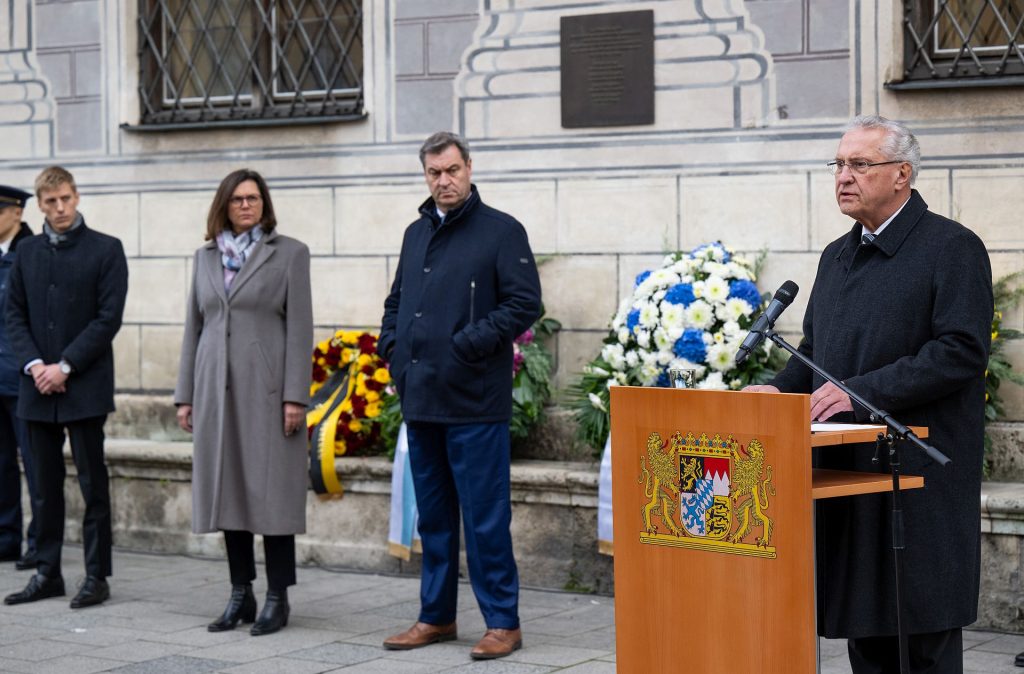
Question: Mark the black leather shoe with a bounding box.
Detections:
[70,576,109,609]
[15,552,38,571]
[1015,651,1024,667]
[250,588,289,636]
[4,573,65,605]
[208,584,257,632]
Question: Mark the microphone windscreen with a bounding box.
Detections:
[775,280,799,306]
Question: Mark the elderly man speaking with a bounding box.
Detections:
[747,116,992,673]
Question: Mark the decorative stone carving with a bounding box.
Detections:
[455,0,774,139]
[0,0,54,158]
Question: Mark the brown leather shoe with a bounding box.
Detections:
[382,621,457,650]
[470,628,522,660]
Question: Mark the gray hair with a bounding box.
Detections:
[419,131,471,167]
[845,115,921,185]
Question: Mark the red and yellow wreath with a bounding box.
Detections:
[306,330,391,495]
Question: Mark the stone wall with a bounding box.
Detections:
[46,438,1024,630]
[0,0,1019,414]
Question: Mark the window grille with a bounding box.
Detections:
[893,0,1024,88]
[137,0,363,127]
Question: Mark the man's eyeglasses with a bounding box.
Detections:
[826,160,902,175]
[230,195,262,207]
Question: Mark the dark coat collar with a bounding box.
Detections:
[46,216,88,248]
[418,185,481,230]
[836,190,926,265]
[2,222,33,258]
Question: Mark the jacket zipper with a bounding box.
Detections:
[469,279,476,323]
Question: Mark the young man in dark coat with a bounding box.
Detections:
[3,166,128,609]
[0,185,41,571]
[379,131,542,660]
[747,116,992,673]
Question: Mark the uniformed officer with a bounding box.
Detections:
[0,185,40,570]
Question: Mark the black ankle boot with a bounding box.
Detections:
[250,588,289,636]
[208,584,257,632]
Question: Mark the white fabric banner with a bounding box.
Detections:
[387,423,421,560]
[597,434,613,555]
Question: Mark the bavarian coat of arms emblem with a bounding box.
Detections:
[639,430,776,558]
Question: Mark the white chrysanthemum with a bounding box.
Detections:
[601,343,626,371]
[706,342,737,372]
[666,324,684,340]
[652,288,667,302]
[704,275,729,303]
[625,350,640,368]
[636,330,651,349]
[684,300,715,330]
[656,349,674,366]
[649,268,679,288]
[722,320,743,339]
[729,378,742,390]
[703,261,730,279]
[617,327,630,345]
[659,302,685,330]
[670,258,698,276]
[638,361,661,386]
[722,297,753,322]
[698,371,727,390]
[614,371,629,385]
[634,277,658,299]
[691,280,705,299]
[638,301,660,328]
[587,365,610,377]
[728,258,754,278]
[588,392,607,411]
[640,349,660,367]
[712,330,725,344]
[653,328,673,353]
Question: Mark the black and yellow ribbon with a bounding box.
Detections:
[306,365,357,496]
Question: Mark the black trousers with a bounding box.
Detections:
[0,396,37,556]
[28,416,111,579]
[849,628,963,674]
[223,530,296,591]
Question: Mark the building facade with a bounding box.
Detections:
[0,0,1021,425]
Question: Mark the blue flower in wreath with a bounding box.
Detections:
[634,270,652,287]
[673,328,706,363]
[728,279,762,310]
[626,308,640,332]
[664,282,696,307]
[656,369,671,388]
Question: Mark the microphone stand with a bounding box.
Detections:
[763,329,950,674]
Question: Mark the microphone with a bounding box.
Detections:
[735,280,799,365]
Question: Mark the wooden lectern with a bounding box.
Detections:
[610,386,924,673]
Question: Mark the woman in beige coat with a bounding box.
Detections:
[174,169,313,636]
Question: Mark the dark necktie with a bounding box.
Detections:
[861,232,876,246]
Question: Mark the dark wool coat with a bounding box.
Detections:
[379,186,541,423]
[5,221,128,423]
[174,232,313,535]
[770,190,992,638]
[0,223,33,397]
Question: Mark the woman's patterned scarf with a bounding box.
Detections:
[215,227,263,291]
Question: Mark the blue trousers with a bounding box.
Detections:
[0,395,38,558]
[406,421,519,630]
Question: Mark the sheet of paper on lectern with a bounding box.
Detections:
[811,422,886,432]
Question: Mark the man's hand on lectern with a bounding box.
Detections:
[743,384,779,394]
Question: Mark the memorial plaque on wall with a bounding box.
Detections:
[560,10,655,128]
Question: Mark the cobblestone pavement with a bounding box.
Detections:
[0,546,1021,673]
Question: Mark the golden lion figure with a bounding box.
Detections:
[729,438,775,547]
[638,432,683,536]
